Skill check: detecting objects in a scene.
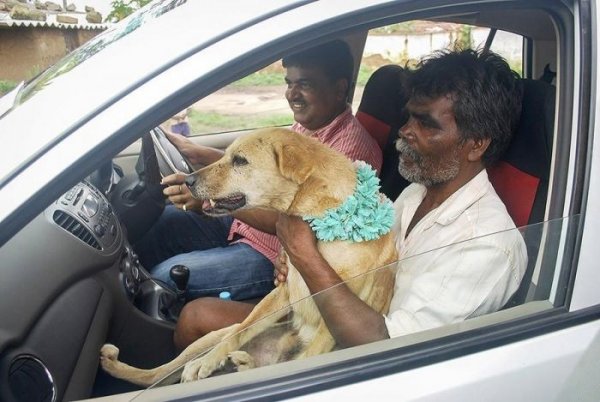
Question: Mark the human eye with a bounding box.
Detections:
[299,80,313,90]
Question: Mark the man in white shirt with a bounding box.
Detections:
[276,49,527,346]
[385,169,526,337]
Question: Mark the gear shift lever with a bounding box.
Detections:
[170,264,190,293]
[159,265,190,322]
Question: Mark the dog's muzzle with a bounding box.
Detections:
[184,174,197,188]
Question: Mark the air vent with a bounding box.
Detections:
[9,355,56,402]
[52,210,101,250]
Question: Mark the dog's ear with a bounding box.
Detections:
[273,142,314,184]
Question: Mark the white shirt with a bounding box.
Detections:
[384,170,528,338]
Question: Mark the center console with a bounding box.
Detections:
[52,181,186,323]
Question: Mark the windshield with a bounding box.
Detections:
[13,0,187,108]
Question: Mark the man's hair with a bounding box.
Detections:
[409,49,523,165]
[282,40,354,88]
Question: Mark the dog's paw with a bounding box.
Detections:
[227,351,255,371]
[181,357,217,382]
[99,344,120,371]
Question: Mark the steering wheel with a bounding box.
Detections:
[109,130,170,244]
[149,127,193,177]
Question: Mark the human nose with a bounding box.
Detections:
[286,83,299,99]
[398,117,415,142]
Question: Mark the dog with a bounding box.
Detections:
[100,127,397,386]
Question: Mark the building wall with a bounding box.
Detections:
[0,27,101,82]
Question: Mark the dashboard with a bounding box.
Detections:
[50,182,120,252]
[0,179,175,401]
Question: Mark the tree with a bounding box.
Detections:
[106,0,152,22]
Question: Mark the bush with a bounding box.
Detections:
[0,80,18,97]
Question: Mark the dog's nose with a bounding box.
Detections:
[184,174,196,188]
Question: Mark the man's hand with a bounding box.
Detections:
[161,173,204,212]
[276,213,390,347]
[274,248,288,286]
[160,125,224,167]
[276,214,320,267]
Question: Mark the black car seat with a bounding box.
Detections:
[487,79,555,229]
[356,64,411,201]
[489,78,556,307]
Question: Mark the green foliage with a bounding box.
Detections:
[0,80,18,97]
[456,25,473,49]
[508,59,523,77]
[187,109,293,135]
[106,0,152,22]
[231,70,285,87]
[357,64,375,86]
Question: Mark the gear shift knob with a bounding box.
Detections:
[170,264,190,292]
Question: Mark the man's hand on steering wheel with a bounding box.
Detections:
[159,124,224,167]
[161,173,204,212]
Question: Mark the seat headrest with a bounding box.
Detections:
[488,79,555,227]
[356,65,411,150]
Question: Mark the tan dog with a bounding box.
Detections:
[100,127,397,386]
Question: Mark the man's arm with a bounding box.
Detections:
[276,215,390,347]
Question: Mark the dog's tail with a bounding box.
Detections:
[100,325,239,387]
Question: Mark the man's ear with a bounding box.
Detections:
[335,78,349,102]
[273,142,314,184]
[467,138,492,162]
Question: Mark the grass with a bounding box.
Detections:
[233,67,377,87]
[0,80,18,97]
[188,109,293,135]
[231,71,285,87]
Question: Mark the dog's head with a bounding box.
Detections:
[187,128,355,217]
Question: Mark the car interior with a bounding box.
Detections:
[0,1,585,401]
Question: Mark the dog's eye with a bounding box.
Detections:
[232,155,249,167]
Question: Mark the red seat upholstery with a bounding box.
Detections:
[487,79,555,227]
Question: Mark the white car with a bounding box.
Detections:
[0,0,598,401]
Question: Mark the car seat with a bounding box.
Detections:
[487,79,555,229]
[490,78,556,307]
[356,64,411,201]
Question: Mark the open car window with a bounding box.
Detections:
[137,215,579,393]
[189,61,294,136]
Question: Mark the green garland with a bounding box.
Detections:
[304,164,395,242]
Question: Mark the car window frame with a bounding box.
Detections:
[124,1,593,400]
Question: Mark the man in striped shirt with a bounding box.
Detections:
[132,41,382,349]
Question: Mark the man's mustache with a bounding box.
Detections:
[395,138,421,163]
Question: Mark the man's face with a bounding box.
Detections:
[284,65,346,131]
[396,95,469,187]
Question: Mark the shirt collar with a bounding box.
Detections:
[414,169,491,227]
[293,106,353,142]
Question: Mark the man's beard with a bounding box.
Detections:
[395,138,460,187]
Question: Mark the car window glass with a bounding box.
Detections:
[16,0,188,106]
[188,61,294,136]
[139,216,577,392]
[359,21,523,79]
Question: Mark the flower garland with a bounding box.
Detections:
[303,163,395,242]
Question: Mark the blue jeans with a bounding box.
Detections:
[134,205,274,300]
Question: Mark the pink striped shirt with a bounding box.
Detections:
[228,107,383,262]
